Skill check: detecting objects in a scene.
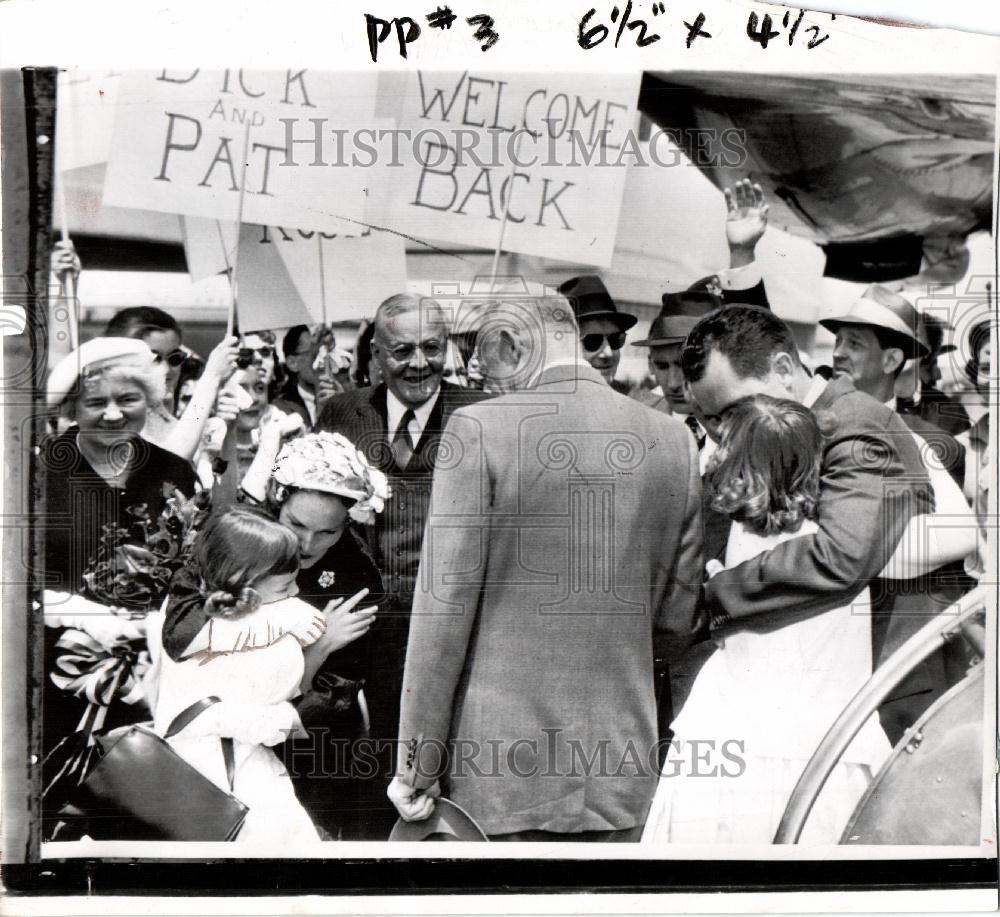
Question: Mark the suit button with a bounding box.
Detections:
[398,503,406,511]
[398,526,405,534]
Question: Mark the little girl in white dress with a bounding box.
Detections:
[643,395,892,846]
[154,507,327,846]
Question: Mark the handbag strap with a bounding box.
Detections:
[164,696,237,793]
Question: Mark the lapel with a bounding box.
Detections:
[407,386,453,474]
[280,378,306,409]
[365,384,452,476]
[352,385,392,472]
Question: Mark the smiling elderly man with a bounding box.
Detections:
[315,293,489,837]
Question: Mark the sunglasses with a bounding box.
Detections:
[154,348,187,368]
[581,332,626,353]
[236,346,275,368]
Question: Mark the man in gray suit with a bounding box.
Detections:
[388,297,704,840]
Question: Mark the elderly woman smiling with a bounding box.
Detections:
[43,337,198,594]
[41,337,199,836]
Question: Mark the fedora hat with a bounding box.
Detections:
[919,313,957,357]
[632,290,719,347]
[557,275,637,332]
[819,284,930,359]
[388,797,489,843]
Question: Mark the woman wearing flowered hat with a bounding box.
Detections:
[161,428,390,839]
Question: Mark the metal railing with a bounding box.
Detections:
[773,585,989,844]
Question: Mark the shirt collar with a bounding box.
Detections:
[386,387,440,445]
[802,374,828,409]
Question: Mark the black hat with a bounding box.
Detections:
[632,290,719,347]
[557,275,637,331]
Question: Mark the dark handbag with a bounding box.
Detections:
[57,697,249,841]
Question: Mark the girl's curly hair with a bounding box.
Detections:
[194,507,298,619]
[706,394,836,537]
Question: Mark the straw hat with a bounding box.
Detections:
[819,285,930,359]
[388,798,489,842]
[46,337,156,408]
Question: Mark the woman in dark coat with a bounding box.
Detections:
[161,430,389,839]
[41,337,199,834]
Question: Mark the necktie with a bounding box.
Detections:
[684,413,706,451]
[391,409,416,470]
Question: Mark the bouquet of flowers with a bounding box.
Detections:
[43,486,212,832]
[80,484,212,614]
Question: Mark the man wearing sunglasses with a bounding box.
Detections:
[557,275,637,393]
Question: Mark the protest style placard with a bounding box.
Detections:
[103,69,376,234]
[268,224,407,323]
[55,69,121,173]
[387,70,641,267]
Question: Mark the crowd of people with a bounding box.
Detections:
[39,181,992,846]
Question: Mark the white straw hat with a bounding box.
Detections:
[47,337,156,408]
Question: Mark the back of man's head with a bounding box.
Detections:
[682,305,802,384]
[476,297,579,391]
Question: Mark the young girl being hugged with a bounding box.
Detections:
[154,508,328,846]
[643,394,892,846]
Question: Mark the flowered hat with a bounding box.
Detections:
[270,432,390,525]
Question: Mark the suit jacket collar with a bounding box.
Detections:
[279,376,307,408]
[535,362,609,390]
[811,373,856,412]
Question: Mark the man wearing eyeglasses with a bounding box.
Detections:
[315,293,489,837]
[557,275,637,393]
[274,325,321,426]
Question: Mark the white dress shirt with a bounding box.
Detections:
[386,388,440,449]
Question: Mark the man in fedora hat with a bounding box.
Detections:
[821,284,972,741]
[821,284,964,485]
[630,291,718,465]
[557,275,637,393]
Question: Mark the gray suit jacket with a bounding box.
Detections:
[397,364,703,836]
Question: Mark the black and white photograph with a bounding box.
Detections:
[0,0,997,908]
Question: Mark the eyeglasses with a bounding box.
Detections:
[236,346,275,368]
[581,332,626,353]
[386,341,445,362]
[154,348,187,368]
